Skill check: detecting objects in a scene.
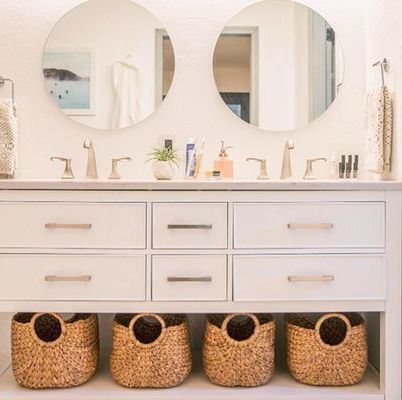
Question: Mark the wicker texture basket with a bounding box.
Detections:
[110,313,192,388]
[203,313,275,387]
[11,313,99,389]
[286,313,368,386]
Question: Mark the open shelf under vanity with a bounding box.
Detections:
[0,360,382,400]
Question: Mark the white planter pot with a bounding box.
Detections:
[151,161,175,180]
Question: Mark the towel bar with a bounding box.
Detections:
[0,76,15,102]
[372,58,389,88]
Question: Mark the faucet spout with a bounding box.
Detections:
[83,138,98,179]
[281,139,294,180]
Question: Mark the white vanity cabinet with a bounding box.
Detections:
[0,181,400,400]
[0,254,146,301]
[233,202,385,249]
[0,202,146,249]
[233,255,385,301]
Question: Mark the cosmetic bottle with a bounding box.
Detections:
[345,155,353,179]
[213,141,233,179]
[353,155,359,179]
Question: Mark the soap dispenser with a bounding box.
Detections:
[214,141,233,178]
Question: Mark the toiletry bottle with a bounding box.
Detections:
[213,141,233,179]
[329,152,338,180]
[353,155,359,179]
[185,138,196,178]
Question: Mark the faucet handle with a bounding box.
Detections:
[51,157,74,179]
[246,158,269,180]
[109,157,132,180]
[303,157,327,180]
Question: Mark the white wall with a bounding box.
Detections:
[365,0,402,179]
[0,0,367,181]
[45,0,164,129]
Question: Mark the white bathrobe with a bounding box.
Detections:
[110,62,140,129]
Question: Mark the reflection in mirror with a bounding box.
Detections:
[43,0,174,130]
[213,0,344,132]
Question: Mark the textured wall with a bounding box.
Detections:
[365,0,402,179]
[0,0,366,180]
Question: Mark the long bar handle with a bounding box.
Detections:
[45,275,92,282]
[45,223,92,230]
[287,223,334,230]
[167,224,213,230]
[288,275,334,283]
[167,276,213,282]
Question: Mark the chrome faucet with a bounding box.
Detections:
[83,138,98,179]
[281,139,295,180]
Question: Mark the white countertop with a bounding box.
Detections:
[0,179,401,191]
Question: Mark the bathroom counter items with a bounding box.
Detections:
[0,178,402,191]
[0,187,400,400]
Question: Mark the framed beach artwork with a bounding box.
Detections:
[43,49,96,115]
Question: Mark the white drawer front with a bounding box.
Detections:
[234,202,385,249]
[0,202,146,249]
[234,255,384,301]
[152,255,227,301]
[0,255,145,301]
[152,203,228,249]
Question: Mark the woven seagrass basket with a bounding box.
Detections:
[11,313,99,389]
[286,313,368,386]
[203,313,275,387]
[110,313,192,388]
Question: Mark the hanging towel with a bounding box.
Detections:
[0,99,18,178]
[110,61,140,129]
[364,87,393,174]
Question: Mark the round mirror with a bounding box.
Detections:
[43,0,174,130]
[213,0,344,132]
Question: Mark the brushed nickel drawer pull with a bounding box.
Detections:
[287,223,334,230]
[45,275,92,282]
[45,223,92,230]
[288,275,335,283]
[167,276,213,282]
[167,224,213,230]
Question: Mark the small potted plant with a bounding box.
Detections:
[147,146,180,180]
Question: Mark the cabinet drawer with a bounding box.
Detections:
[233,255,384,301]
[0,202,146,249]
[0,255,145,301]
[152,255,227,301]
[234,202,385,249]
[152,203,228,249]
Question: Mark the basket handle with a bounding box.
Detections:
[221,313,261,341]
[29,313,67,346]
[128,313,167,347]
[315,313,352,349]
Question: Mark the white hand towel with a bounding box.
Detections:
[364,87,393,174]
[0,99,18,177]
